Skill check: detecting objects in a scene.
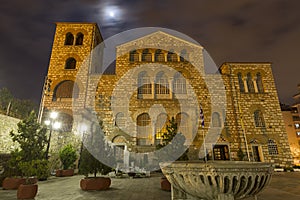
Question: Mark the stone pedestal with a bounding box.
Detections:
[160,161,273,200]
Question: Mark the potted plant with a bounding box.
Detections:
[57,144,78,177]
[79,119,115,191]
[156,117,189,191]
[17,161,38,199]
[3,111,49,199]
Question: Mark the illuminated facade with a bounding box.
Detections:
[40,22,293,167]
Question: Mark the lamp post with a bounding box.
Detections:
[44,111,61,160]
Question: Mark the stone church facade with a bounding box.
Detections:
[40,22,293,167]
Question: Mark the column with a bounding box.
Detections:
[243,78,248,93]
[253,77,258,93]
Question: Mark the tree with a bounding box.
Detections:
[156,117,189,161]
[79,120,115,177]
[59,144,78,170]
[0,87,13,113]
[8,111,50,179]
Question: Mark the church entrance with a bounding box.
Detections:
[252,145,261,162]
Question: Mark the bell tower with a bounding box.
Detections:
[39,22,103,131]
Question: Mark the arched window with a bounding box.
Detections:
[247,73,255,93]
[64,32,74,45]
[137,113,151,145]
[155,71,169,94]
[141,49,152,62]
[65,57,76,69]
[137,71,151,96]
[212,112,221,127]
[180,49,188,62]
[256,73,264,93]
[115,112,125,129]
[238,73,245,92]
[155,49,164,62]
[176,113,189,142]
[52,80,79,101]
[173,72,186,94]
[129,50,139,62]
[268,139,278,155]
[254,110,265,127]
[167,49,177,62]
[155,113,169,143]
[75,32,84,45]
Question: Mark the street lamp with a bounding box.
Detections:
[44,111,61,160]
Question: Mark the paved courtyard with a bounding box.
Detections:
[0,172,299,200]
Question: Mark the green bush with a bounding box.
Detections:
[59,144,77,170]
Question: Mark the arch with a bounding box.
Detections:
[167,49,177,62]
[112,135,127,144]
[65,57,76,69]
[129,50,139,62]
[212,112,221,127]
[141,49,152,62]
[52,80,79,101]
[267,139,278,155]
[155,49,164,62]
[254,110,265,127]
[155,71,169,94]
[136,113,151,145]
[137,71,152,95]
[75,32,84,45]
[155,113,169,143]
[238,72,245,92]
[64,32,74,45]
[256,72,264,93]
[115,112,125,128]
[173,72,186,94]
[246,73,255,93]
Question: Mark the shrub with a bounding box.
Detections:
[59,144,77,170]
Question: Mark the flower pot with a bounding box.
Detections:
[2,177,26,190]
[17,184,38,199]
[80,177,111,190]
[160,177,171,191]
[56,169,74,177]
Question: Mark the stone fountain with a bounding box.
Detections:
[160,161,273,200]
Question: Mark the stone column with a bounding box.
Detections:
[169,78,173,99]
[253,77,258,93]
[243,78,249,93]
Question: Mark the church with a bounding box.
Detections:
[40,22,293,167]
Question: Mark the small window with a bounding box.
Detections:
[295,124,300,129]
[238,73,245,92]
[65,32,74,45]
[129,50,139,62]
[75,32,84,45]
[65,57,76,69]
[155,49,164,62]
[167,49,177,62]
[137,71,152,96]
[268,139,278,155]
[254,110,265,127]
[247,73,255,93]
[141,49,152,62]
[296,132,300,137]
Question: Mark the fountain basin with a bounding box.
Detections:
[160,161,273,200]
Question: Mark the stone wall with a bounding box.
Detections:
[0,114,19,153]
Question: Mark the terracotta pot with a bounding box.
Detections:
[2,177,26,190]
[160,177,171,191]
[56,169,74,177]
[80,177,111,190]
[17,184,38,199]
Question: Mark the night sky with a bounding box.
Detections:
[0,0,300,105]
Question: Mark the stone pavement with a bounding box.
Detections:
[0,172,299,200]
